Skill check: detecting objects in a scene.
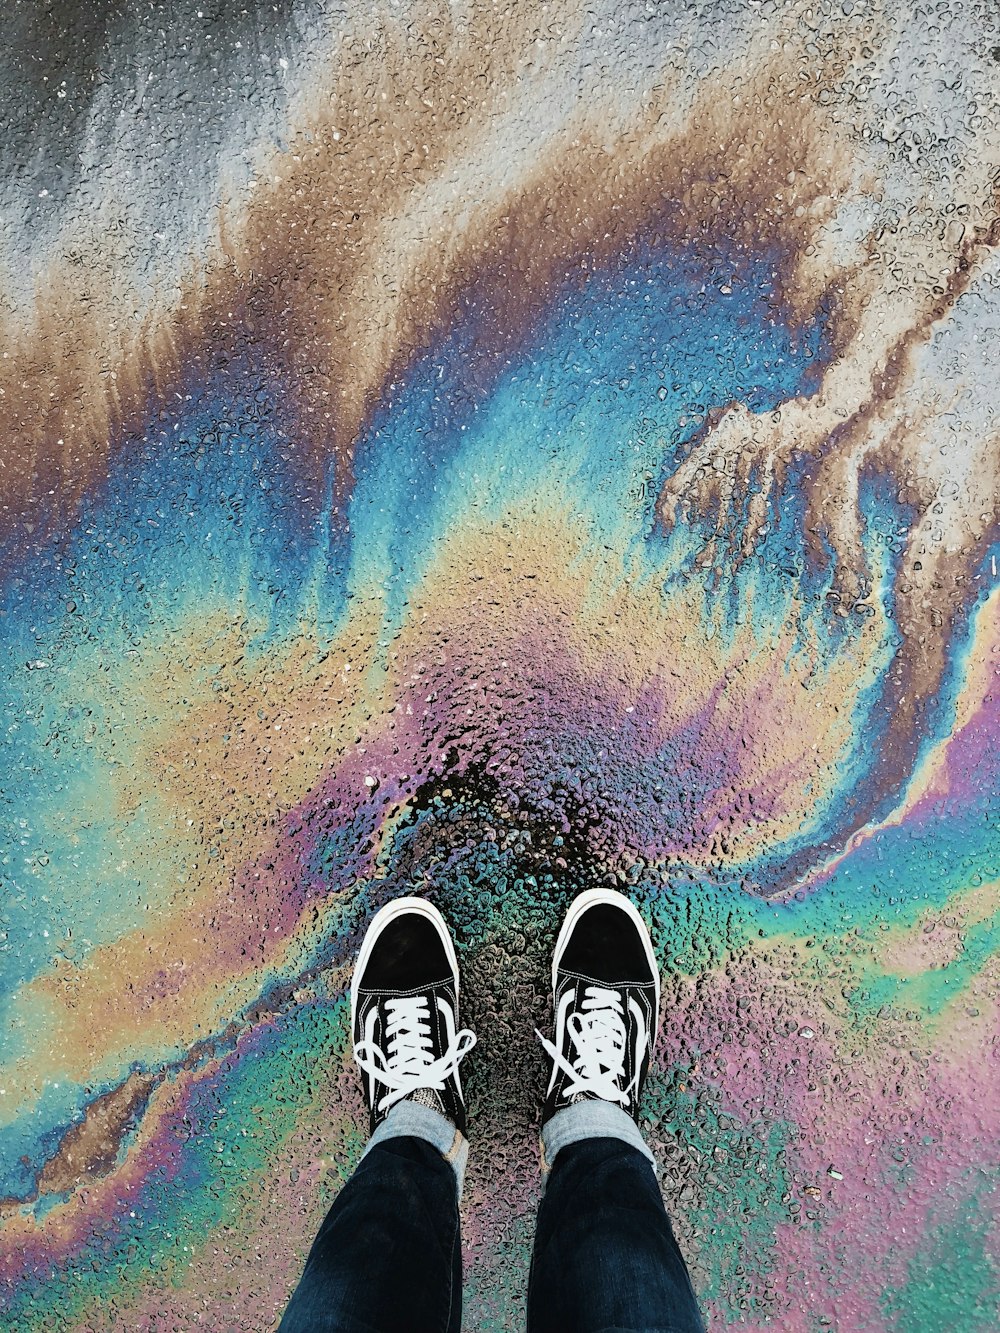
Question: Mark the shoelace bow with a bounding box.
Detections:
[536,985,637,1105]
[355,994,477,1114]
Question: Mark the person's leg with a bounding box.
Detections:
[280,896,476,1333]
[279,1126,462,1333]
[528,889,705,1333]
[528,1123,704,1332]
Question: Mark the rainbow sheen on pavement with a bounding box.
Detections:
[1,2,998,1329]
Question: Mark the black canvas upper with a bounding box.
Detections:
[353,913,469,1136]
[542,899,658,1126]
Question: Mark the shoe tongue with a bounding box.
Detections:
[405,1086,446,1115]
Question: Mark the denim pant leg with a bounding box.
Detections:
[279,1136,461,1333]
[527,1137,705,1333]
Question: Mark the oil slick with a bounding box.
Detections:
[1,2,998,1329]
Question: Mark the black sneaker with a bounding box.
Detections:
[351,896,476,1136]
[538,888,660,1125]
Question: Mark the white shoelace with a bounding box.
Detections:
[355,994,477,1115]
[536,985,638,1105]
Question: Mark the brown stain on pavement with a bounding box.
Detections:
[0,4,863,561]
[33,1071,157,1200]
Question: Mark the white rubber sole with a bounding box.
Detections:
[349,895,460,1023]
[551,887,661,1036]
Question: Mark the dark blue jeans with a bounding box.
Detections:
[279,1135,705,1332]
